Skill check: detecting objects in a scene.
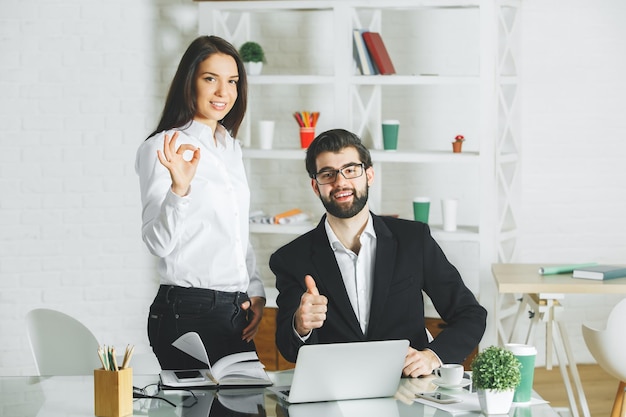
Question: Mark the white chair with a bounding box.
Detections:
[582,298,626,417]
[26,308,102,375]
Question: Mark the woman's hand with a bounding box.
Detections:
[156,131,201,197]
[241,296,266,342]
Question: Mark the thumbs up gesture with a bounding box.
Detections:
[295,275,328,337]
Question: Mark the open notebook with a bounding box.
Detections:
[159,332,272,389]
[268,339,408,403]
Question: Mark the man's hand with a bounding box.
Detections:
[241,296,266,342]
[394,376,437,405]
[403,347,441,377]
[294,275,328,337]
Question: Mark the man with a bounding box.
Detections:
[269,129,487,377]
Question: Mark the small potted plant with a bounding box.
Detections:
[452,134,465,153]
[471,345,521,415]
[239,41,266,75]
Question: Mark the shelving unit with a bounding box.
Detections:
[196,0,522,346]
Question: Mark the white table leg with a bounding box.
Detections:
[556,321,591,417]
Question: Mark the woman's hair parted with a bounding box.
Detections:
[147,35,248,140]
[305,129,373,178]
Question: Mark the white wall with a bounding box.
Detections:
[520,0,626,364]
[0,0,199,376]
[1,0,625,375]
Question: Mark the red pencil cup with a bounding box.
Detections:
[299,127,315,149]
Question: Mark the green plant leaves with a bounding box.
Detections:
[471,346,521,391]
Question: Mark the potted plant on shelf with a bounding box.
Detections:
[239,41,266,75]
[452,134,465,153]
[471,345,521,415]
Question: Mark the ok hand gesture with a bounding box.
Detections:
[156,131,201,197]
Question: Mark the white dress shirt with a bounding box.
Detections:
[325,215,377,335]
[135,121,265,298]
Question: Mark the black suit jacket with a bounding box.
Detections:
[269,213,487,364]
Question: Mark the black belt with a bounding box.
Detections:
[156,285,247,304]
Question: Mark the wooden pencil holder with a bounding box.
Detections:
[94,367,133,417]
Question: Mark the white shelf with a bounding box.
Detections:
[243,148,307,160]
[370,150,479,163]
[248,75,335,85]
[249,222,479,242]
[249,223,315,235]
[201,0,522,348]
[249,75,480,86]
[243,148,480,163]
[197,0,484,10]
[430,225,479,242]
[351,75,480,85]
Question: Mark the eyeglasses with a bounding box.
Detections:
[133,384,198,408]
[312,163,365,185]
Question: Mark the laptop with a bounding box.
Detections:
[280,397,400,417]
[268,339,409,404]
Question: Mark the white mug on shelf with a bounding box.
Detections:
[257,120,275,150]
[441,198,458,232]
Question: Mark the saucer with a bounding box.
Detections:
[432,377,471,390]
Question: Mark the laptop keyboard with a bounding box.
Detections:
[280,390,290,396]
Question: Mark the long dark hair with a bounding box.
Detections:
[147,35,248,139]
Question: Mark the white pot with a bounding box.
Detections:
[244,61,263,75]
[477,388,515,415]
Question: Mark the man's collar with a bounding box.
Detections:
[324,212,376,251]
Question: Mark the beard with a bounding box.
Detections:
[319,184,369,219]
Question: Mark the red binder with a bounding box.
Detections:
[362,32,396,75]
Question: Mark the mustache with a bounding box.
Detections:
[331,187,355,197]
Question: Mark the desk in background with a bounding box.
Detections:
[0,373,560,417]
[492,263,626,417]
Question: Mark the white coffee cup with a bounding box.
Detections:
[257,120,275,150]
[434,363,464,385]
[441,198,458,232]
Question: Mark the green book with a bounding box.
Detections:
[538,263,598,275]
[572,265,626,281]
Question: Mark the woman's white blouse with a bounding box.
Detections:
[135,121,264,298]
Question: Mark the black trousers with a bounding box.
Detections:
[147,285,256,370]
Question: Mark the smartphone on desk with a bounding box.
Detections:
[174,370,205,382]
[415,392,461,404]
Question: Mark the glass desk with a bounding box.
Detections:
[0,373,559,417]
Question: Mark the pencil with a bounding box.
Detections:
[122,345,135,369]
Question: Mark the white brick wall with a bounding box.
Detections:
[520,0,626,365]
[0,0,199,376]
[1,0,625,375]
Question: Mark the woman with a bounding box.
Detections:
[135,36,265,370]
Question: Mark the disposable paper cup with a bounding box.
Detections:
[300,127,315,149]
[441,198,458,232]
[413,197,430,224]
[258,120,275,150]
[382,120,399,151]
[506,343,537,403]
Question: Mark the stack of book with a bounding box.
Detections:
[572,265,626,280]
[353,29,396,75]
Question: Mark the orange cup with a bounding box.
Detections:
[299,127,315,149]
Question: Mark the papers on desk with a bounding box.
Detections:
[413,390,549,415]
